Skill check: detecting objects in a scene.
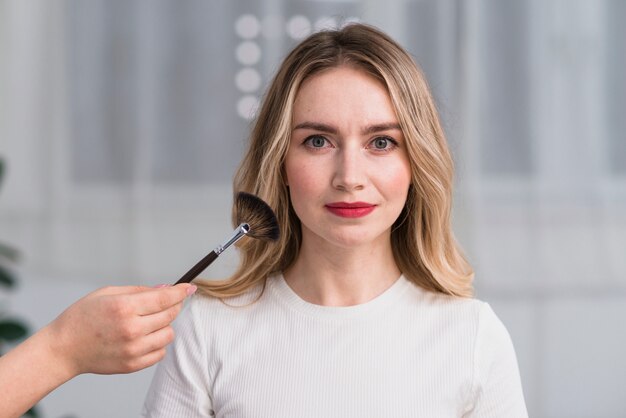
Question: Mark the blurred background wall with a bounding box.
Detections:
[0,0,625,417]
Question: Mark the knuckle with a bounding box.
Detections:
[120,321,141,341]
[121,343,138,359]
[162,326,175,344]
[152,349,167,364]
[109,298,132,318]
[166,306,179,323]
[122,358,139,374]
[157,293,172,310]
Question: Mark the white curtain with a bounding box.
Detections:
[1,1,624,417]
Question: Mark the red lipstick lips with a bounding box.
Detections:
[325,202,376,218]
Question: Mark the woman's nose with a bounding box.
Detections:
[331,147,366,191]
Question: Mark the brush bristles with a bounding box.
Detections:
[235,192,280,242]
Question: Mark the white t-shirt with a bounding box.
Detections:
[142,274,528,417]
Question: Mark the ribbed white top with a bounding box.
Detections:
[142,274,527,417]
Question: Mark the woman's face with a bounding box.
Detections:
[284,65,412,249]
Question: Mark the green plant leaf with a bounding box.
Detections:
[0,265,16,288]
[0,241,20,262]
[0,319,28,341]
[23,405,40,417]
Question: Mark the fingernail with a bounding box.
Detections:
[153,284,170,288]
[187,284,197,296]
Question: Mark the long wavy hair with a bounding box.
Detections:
[197,23,474,298]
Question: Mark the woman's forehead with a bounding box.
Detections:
[292,66,397,129]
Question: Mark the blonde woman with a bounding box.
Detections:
[143,23,527,417]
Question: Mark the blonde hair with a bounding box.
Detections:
[197,23,474,298]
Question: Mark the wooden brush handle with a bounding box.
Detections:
[174,251,218,284]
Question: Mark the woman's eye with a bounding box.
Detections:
[369,136,397,151]
[304,135,329,148]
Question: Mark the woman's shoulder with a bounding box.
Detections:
[406,278,486,315]
[175,279,280,352]
[177,279,271,335]
[405,280,515,361]
[403,279,508,338]
[185,280,267,313]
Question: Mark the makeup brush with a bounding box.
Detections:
[234,192,280,242]
[174,192,279,285]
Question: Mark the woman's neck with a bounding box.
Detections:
[283,236,401,307]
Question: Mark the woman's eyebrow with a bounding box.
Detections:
[292,121,337,133]
[292,121,401,134]
[362,122,402,134]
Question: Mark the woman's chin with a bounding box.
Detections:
[319,230,389,251]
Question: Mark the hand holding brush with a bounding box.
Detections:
[174,192,279,285]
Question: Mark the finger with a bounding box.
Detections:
[93,285,154,297]
[126,348,168,373]
[134,284,196,315]
[139,301,184,334]
[93,283,185,298]
[133,325,176,358]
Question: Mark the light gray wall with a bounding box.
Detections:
[1,1,625,417]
